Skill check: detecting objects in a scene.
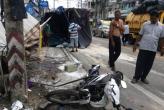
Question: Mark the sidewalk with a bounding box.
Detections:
[0,47,88,109]
[26,47,87,109]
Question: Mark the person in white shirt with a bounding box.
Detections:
[68,21,81,52]
[131,10,164,84]
[122,21,129,46]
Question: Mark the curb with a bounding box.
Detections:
[62,48,81,65]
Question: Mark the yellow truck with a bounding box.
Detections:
[126,11,164,44]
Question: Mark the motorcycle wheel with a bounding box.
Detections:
[45,103,91,110]
[46,89,80,105]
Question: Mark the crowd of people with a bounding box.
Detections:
[109,10,164,84]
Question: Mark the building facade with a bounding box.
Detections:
[90,0,138,20]
[90,0,121,19]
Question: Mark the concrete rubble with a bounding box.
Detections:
[26,47,87,109]
[29,47,87,90]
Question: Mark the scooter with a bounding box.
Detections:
[46,65,133,110]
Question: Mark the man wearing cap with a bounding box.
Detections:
[131,10,164,84]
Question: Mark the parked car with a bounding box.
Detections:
[93,24,109,38]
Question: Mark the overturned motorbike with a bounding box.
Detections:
[46,65,133,110]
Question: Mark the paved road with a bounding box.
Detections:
[71,37,164,110]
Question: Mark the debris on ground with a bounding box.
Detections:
[11,100,23,110]
[26,47,87,108]
[0,47,87,109]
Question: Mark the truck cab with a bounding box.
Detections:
[159,11,164,24]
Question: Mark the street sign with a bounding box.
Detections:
[39,0,48,8]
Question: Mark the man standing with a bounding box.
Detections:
[69,21,81,52]
[109,10,124,71]
[131,10,164,84]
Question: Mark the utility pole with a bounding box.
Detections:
[4,0,27,102]
[89,0,91,9]
[54,0,55,9]
[81,0,82,8]
[95,0,98,18]
[67,0,69,8]
[87,0,89,9]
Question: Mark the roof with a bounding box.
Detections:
[0,13,39,47]
[23,13,39,34]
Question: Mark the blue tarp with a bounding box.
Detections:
[38,0,49,8]
[25,2,39,17]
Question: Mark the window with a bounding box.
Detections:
[109,0,116,3]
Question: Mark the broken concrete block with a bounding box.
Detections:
[38,101,51,110]
[64,63,78,72]
[11,100,23,110]
[24,108,33,110]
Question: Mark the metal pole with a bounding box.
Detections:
[95,0,97,17]
[81,0,82,8]
[54,0,55,9]
[87,0,88,9]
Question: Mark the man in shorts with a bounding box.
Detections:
[69,21,81,52]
